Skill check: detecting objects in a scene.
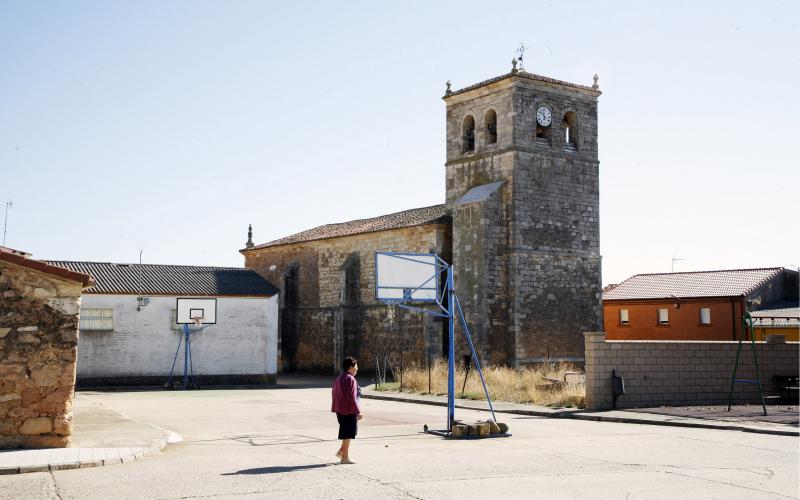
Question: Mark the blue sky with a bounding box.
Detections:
[1,1,797,285]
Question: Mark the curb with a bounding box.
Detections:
[363,392,799,437]
[0,435,171,475]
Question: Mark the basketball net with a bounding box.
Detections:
[386,304,397,323]
[191,317,204,329]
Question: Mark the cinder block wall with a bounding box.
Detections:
[0,261,82,448]
[584,332,799,410]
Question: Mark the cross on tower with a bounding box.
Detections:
[515,42,528,71]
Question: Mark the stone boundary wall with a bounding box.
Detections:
[584,332,799,410]
[0,261,83,448]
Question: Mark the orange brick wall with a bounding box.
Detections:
[604,298,745,341]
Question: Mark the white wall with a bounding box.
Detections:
[76,294,278,378]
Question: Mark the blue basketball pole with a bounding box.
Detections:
[447,266,456,432]
[183,325,190,390]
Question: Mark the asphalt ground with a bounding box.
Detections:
[1,381,797,499]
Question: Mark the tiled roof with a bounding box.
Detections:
[1,246,94,288]
[445,70,601,98]
[45,261,279,297]
[602,268,786,301]
[244,204,450,251]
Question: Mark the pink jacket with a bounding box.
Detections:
[331,372,361,415]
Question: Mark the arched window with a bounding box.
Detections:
[340,253,360,306]
[484,109,497,144]
[563,111,578,150]
[462,115,475,153]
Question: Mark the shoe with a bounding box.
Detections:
[340,458,355,464]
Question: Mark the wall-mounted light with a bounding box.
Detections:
[269,265,277,272]
[136,296,149,311]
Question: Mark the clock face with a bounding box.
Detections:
[536,106,552,127]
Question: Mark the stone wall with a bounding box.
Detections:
[445,75,602,366]
[584,332,800,410]
[0,261,83,448]
[245,224,450,373]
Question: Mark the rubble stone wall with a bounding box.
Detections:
[0,261,82,448]
[245,224,450,373]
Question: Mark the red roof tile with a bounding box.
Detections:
[243,204,450,251]
[0,246,94,288]
[602,268,786,301]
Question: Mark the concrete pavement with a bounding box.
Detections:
[0,383,797,499]
[0,393,176,474]
[362,387,800,437]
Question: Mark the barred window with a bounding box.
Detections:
[80,308,113,331]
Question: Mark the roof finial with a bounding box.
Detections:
[445,79,452,95]
[245,224,254,248]
[592,73,599,90]
[515,42,528,71]
[511,58,518,74]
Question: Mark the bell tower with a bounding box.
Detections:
[444,64,602,366]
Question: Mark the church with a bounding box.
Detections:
[241,62,603,373]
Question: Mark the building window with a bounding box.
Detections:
[657,308,669,325]
[462,115,475,153]
[485,109,497,145]
[700,307,711,325]
[619,309,629,325]
[563,111,578,150]
[80,308,113,331]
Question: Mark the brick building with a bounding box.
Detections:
[243,65,603,372]
[603,267,799,341]
[48,261,279,385]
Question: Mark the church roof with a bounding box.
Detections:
[602,268,788,301]
[44,261,279,297]
[445,70,601,98]
[244,204,450,251]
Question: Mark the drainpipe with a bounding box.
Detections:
[730,299,736,341]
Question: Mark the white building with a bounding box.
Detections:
[48,261,279,386]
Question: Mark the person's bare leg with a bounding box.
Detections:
[336,442,343,458]
[340,439,353,463]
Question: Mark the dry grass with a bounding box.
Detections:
[375,360,585,408]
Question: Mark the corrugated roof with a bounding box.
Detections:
[1,247,94,288]
[602,268,786,301]
[45,261,279,297]
[243,204,450,251]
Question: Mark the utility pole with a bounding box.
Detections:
[2,200,11,247]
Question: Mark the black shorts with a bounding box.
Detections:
[337,413,358,439]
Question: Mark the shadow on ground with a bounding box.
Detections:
[222,463,333,475]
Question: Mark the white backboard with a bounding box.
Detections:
[176,298,217,324]
[375,252,439,302]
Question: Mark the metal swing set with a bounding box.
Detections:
[375,252,508,437]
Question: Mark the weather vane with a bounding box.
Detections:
[515,42,528,71]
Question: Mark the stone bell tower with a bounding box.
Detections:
[444,64,602,366]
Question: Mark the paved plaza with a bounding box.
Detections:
[0,382,798,499]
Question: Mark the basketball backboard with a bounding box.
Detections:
[375,252,441,302]
[176,298,217,324]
